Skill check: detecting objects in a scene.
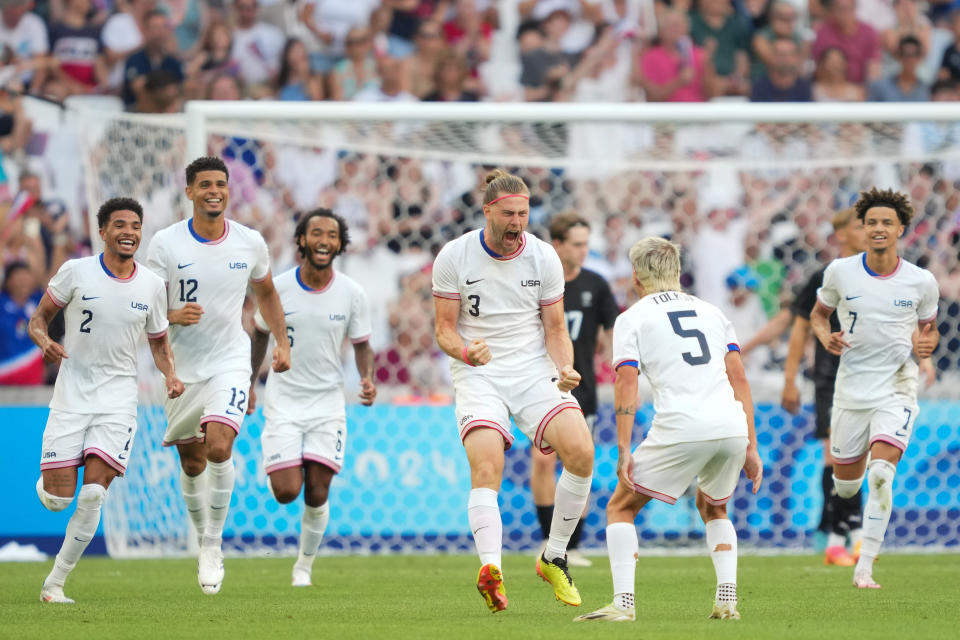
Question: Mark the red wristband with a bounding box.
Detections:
[461,346,475,366]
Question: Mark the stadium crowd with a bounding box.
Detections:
[3,0,960,394]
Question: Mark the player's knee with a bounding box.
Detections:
[76,483,107,510]
[560,446,594,477]
[698,500,727,522]
[867,459,896,505]
[471,460,502,487]
[206,442,233,464]
[36,477,73,512]
[180,457,207,477]
[832,474,863,499]
[304,485,329,508]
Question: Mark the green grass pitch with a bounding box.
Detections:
[1,553,957,639]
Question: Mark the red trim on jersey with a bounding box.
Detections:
[251,272,269,283]
[533,402,582,455]
[870,435,907,453]
[815,299,835,314]
[201,415,241,434]
[862,253,901,279]
[45,289,66,308]
[350,334,371,344]
[920,313,938,324]
[432,291,461,300]
[188,218,230,245]
[303,454,342,473]
[99,253,138,282]
[83,447,126,474]
[699,489,733,506]
[614,358,638,370]
[162,435,205,447]
[40,457,83,471]
[295,266,334,293]
[540,294,563,306]
[832,451,869,465]
[630,482,678,505]
[265,459,302,474]
[460,420,514,451]
[479,229,526,261]
[147,328,168,340]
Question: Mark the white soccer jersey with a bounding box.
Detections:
[46,254,168,416]
[612,291,747,444]
[432,229,565,376]
[254,267,371,422]
[817,253,939,409]
[146,219,270,383]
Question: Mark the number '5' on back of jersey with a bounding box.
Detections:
[611,291,747,444]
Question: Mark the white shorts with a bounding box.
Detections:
[627,436,749,506]
[262,415,346,474]
[453,367,582,454]
[163,370,251,446]
[830,400,918,464]
[40,410,137,475]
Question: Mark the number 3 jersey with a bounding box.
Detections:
[816,253,939,409]
[253,267,371,422]
[146,219,270,383]
[432,229,565,376]
[612,291,746,444]
[46,254,169,416]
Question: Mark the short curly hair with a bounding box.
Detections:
[853,187,914,227]
[294,208,350,259]
[97,197,143,229]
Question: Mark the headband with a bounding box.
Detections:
[486,193,530,206]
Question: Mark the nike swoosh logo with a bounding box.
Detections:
[473,526,489,534]
[845,295,862,300]
[210,505,226,510]
[225,410,241,416]
[867,516,883,520]
[284,311,296,316]
[73,537,89,542]
[465,279,483,285]
[178,263,194,269]
[81,295,99,301]
[562,516,577,522]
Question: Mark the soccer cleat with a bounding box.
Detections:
[291,564,312,588]
[40,583,75,604]
[536,554,581,606]
[476,564,508,613]
[853,570,881,589]
[709,601,741,620]
[574,603,635,622]
[198,545,224,595]
[565,549,593,568]
[824,545,856,566]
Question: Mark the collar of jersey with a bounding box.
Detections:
[99,253,137,282]
[480,229,525,260]
[188,218,229,245]
[295,266,335,293]
[861,252,901,279]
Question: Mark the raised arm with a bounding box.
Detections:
[541,299,580,392]
[250,274,291,373]
[613,363,639,491]
[28,293,68,365]
[352,340,376,406]
[725,350,763,493]
[148,334,184,398]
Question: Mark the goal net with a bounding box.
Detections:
[73,102,960,557]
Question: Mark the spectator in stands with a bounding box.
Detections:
[206,71,245,100]
[1,200,47,287]
[869,35,931,100]
[639,10,714,102]
[184,20,238,100]
[751,1,808,80]
[938,10,960,81]
[296,0,380,72]
[423,50,480,101]
[443,0,492,80]
[690,0,750,97]
[161,0,211,54]
[44,0,108,99]
[231,0,284,95]
[274,38,324,100]
[329,26,380,101]
[101,0,154,93]
[881,0,930,64]
[17,172,70,277]
[0,77,33,157]
[751,37,813,101]
[384,0,446,59]
[812,0,882,84]
[566,23,631,102]
[136,68,184,112]
[812,47,866,101]
[406,20,447,99]
[519,0,604,57]
[0,261,45,385]
[0,0,49,92]
[519,20,569,101]
[354,56,418,102]
[122,10,184,109]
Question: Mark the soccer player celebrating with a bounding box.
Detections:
[146,156,290,595]
[811,187,939,589]
[247,208,375,587]
[576,237,762,623]
[30,197,184,604]
[530,213,619,568]
[432,170,595,613]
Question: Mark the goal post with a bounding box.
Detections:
[73,101,960,557]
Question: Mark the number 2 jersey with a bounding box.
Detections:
[816,253,939,409]
[432,229,565,377]
[146,218,270,383]
[46,254,169,416]
[253,267,371,422]
[612,291,747,444]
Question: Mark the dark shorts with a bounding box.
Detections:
[814,387,834,440]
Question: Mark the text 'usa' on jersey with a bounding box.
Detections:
[432,229,565,375]
[145,218,271,383]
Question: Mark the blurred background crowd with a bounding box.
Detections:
[3,0,960,399]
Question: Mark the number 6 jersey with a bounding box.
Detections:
[146,219,271,383]
[612,291,746,444]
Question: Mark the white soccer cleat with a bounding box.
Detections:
[709,601,740,620]
[853,569,881,589]
[565,549,593,568]
[40,583,75,604]
[574,603,635,622]
[291,564,312,587]
[198,545,224,595]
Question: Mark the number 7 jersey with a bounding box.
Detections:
[146,219,271,383]
[612,291,746,444]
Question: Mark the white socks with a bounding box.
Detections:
[545,469,592,561]
[36,477,73,512]
[705,518,738,602]
[858,459,896,572]
[45,484,107,587]
[181,469,208,541]
[296,502,330,570]
[606,522,639,610]
[203,459,235,546]
[468,488,502,569]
